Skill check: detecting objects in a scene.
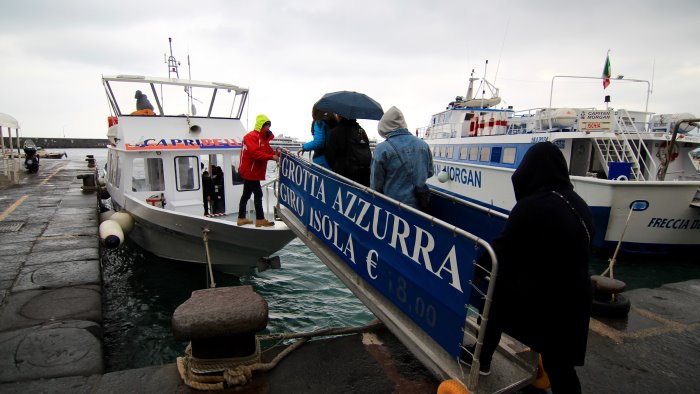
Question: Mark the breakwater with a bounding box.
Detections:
[2,137,107,149]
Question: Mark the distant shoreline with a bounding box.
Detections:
[1,137,108,149]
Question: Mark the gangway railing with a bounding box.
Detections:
[275,152,537,393]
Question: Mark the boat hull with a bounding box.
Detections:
[118,195,296,276]
[429,159,700,253]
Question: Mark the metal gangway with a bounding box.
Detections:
[275,152,538,393]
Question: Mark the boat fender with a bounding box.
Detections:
[99,209,116,223]
[438,171,449,183]
[531,354,551,389]
[437,379,470,394]
[111,211,134,235]
[99,219,124,249]
[97,177,106,187]
[615,175,628,181]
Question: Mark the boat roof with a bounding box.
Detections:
[102,75,248,94]
[0,112,20,128]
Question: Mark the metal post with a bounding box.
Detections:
[657,118,700,180]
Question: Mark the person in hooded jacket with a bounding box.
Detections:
[237,114,278,227]
[464,142,593,394]
[325,115,371,186]
[201,170,214,216]
[370,106,433,208]
[297,108,334,169]
[132,90,155,115]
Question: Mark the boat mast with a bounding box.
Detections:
[166,37,180,79]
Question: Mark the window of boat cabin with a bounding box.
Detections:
[502,147,517,164]
[175,156,200,191]
[459,146,468,160]
[479,147,491,161]
[469,146,479,161]
[447,146,454,158]
[490,147,502,163]
[229,152,244,184]
[132,157,164,192]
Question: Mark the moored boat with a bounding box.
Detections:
[421,73,700,254]
[101,72,296,275]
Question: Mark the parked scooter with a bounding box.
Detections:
[23,144,39,173]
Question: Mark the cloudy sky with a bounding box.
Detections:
[2,0,699,141]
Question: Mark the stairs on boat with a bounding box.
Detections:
[594,137,643,180]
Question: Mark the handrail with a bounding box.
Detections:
[549,75,651,113]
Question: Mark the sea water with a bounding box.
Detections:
[65,149,700,371]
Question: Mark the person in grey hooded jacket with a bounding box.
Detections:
[370,106,433,208]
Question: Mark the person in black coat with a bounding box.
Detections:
[201,170,214,215]
[471,142,593,393]
[325,115,371,187]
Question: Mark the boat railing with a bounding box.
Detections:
[612,109,657,181]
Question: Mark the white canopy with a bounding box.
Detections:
[0,113,20,129]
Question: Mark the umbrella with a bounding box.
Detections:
[314,91,384,120]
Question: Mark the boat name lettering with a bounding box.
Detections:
[580,110,612,120]
[531,136,548,143]
[126,138,241,150]
[439,165,482,188]
[646,217,700,230]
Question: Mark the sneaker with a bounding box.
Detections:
[255,219,275,227]
[459,345,492,376]
[237,218,253,226]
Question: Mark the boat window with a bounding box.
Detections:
[115,154,122,189]
[175,156,200,191]
[447,146,454,158]
[230,152,244,185]
[469,146,479,161]
[440,146,446,158]
[459,146,468,160]
[502,147,517,164]
[490,147,502,163]
[132,157,164,192]
[479,147,491,161]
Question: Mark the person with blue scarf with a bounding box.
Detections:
[298,108,334,169]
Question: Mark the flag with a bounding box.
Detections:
[602,51,611,89]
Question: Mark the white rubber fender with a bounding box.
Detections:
[99,209,115,223]
[615,175,628,181]
[437,171,449,183]
[99,219,124,249]
[110,211,134,235]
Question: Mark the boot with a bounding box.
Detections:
[255,219,275,227]
[237,218,253,226]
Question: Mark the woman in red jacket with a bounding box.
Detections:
[237,114,279,227]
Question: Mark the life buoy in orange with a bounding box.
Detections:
[531,354,551,389]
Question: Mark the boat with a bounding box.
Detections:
[36,147,67,159]
[101,72,296,275]
[420,72,700,254]
[270,134,302,151]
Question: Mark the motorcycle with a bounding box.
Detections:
[24,146,39,173]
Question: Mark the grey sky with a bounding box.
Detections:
[1,0,699,140]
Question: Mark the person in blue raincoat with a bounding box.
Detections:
[370,106,433,208]
[297,108,333,169]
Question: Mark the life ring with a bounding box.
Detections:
[437,379,470,394]
[615,175,628,181]
[531,354,551,389]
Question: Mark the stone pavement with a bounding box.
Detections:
[0,158,103,383]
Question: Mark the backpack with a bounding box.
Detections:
[344,127,372,174]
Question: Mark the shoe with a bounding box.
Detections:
[255,219,275,227]
[237,218,253,226]
[459,344,491,376]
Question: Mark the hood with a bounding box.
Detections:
[254,114,270,132]
[135,90,143,99]
[378,106,407,138]
[511,142,573,201]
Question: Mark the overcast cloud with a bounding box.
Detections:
[1,0,699,141]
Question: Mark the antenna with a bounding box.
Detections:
[166,37,180,79]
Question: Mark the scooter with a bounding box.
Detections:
[24,146,39,173]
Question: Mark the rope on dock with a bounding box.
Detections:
[176,320,383,390]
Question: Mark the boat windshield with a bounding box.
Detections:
[103,77,248,119]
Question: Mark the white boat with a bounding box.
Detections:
[270,134,303,151]
[421,74,700,254]
[101,74,296,275]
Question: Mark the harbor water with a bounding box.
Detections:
[64,148,700,372]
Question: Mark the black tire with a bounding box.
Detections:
[591,294,631,319]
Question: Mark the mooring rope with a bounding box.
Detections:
[176,320,383,390]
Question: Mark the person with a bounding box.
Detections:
[297,108,334,169]
[465,142,593,394]
[237,114,279,227]
[325,114,372,186]
[201,170,214,215]
[211,166,225,214]
[370,106,433,208]
[132,90,155,115]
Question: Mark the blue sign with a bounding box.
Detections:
[278,153,481,357]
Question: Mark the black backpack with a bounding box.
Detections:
[344,127,372,173]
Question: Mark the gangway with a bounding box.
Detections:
[275,152,538,393]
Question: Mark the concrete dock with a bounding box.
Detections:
[1,155,699,393]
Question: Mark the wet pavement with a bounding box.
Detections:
[1,156,699,393]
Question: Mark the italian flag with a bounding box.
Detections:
[602,51,611,89]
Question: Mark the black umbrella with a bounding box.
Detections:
[314,91,384,120]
